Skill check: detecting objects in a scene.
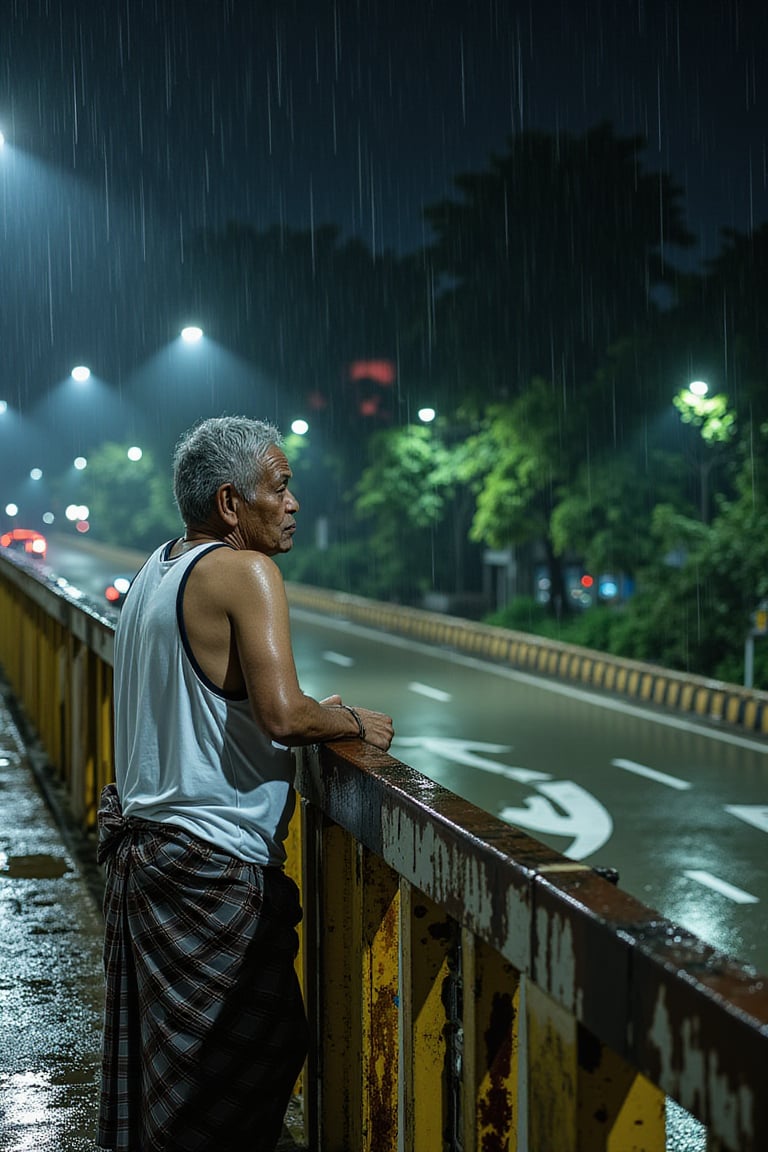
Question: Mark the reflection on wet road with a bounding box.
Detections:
[291,607,768,975]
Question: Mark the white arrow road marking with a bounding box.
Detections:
[499,781,613,860]
[611,758,691,790]
[407,682,452,702]
[683,870,759,904]
[724,805,768,834]
[322,651,355,667]
[392,737,550,783]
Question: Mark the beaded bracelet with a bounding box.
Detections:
[340,704,366,740]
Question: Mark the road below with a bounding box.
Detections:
[290,607,768,976]
[38,533,768,975]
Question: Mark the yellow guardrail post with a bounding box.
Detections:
[462,929,520,1151]
[360,843,400,1151]
[400,883,458,1148]
[576,1024,666,1151]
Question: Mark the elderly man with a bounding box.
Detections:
[97,415,394,1152]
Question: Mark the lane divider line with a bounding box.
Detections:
[682,870,759,904]
[611,758,691,790]
[408,681,452,702]
[322,651,355,667]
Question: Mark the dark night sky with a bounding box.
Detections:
[1,0,768,473]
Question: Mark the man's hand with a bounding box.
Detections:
[350,707,395,752]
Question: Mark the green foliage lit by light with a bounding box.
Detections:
[673,389,736,445]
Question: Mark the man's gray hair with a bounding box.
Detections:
[173,415,283,525]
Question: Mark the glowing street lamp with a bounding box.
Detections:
[417,407,437,423]
[290,419,309,436]
[689,380,709,397]
[74,456,87,471]
[71,365,91,383]
[180,326,203,344]
[127,446,143,461]
[30,468,43,480]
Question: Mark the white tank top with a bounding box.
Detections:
[113,540,296,865]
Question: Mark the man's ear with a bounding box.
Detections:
[216,482,240,527]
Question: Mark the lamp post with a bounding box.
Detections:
[673,380,735,523]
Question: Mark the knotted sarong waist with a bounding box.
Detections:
[96,781,162,865]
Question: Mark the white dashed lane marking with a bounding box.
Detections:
[683,870,759,905]
[322,651,355,667]
[611,758,691,790]
[408,681,452,702]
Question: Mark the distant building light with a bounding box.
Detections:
[417,407,436,423]
[71,365,91,382]
[181,326,203,343]
[74,456,87,470]
[42,512,55,525]
[127,446,143,461]
[291,419,309,436]
[30,468,43,480]
[5,503,18,517]
[348,359,396,385]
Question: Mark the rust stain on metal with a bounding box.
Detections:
[478,990,515,1152]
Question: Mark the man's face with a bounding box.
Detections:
[241,446,299,555]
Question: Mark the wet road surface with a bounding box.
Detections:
[0,680,103,1151]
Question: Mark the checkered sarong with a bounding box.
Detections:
[96,784,307,1152]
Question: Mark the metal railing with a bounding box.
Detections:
[1,550,766,1151]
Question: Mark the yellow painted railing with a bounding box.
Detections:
[1,551,767,1151]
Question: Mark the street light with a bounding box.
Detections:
[180,326,203,344]
[417,407,437,423]
[291,419,309,436]
[71,365,91,383]
[127,446,143,461]
[673,379,735,522]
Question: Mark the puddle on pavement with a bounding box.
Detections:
[0,853,70,879]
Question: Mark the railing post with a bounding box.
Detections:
[360,844,400,1152]
[462,928,521,1151]
[400,882,459,1150]
[314,818,363,1152]
[576,1023,666,1150]
[526,980,578,1150]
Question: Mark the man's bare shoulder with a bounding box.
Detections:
[193,546,285,604]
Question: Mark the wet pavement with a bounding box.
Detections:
[0,680,104,1151]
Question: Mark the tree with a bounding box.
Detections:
[423,123,693,416]
[354,424,460,601]
[457,380,594,615]
[58,443,180,550]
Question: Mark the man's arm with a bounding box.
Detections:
[228,551,394,750]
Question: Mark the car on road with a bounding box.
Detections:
[0,528,48,560]
[104,575,132,607]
